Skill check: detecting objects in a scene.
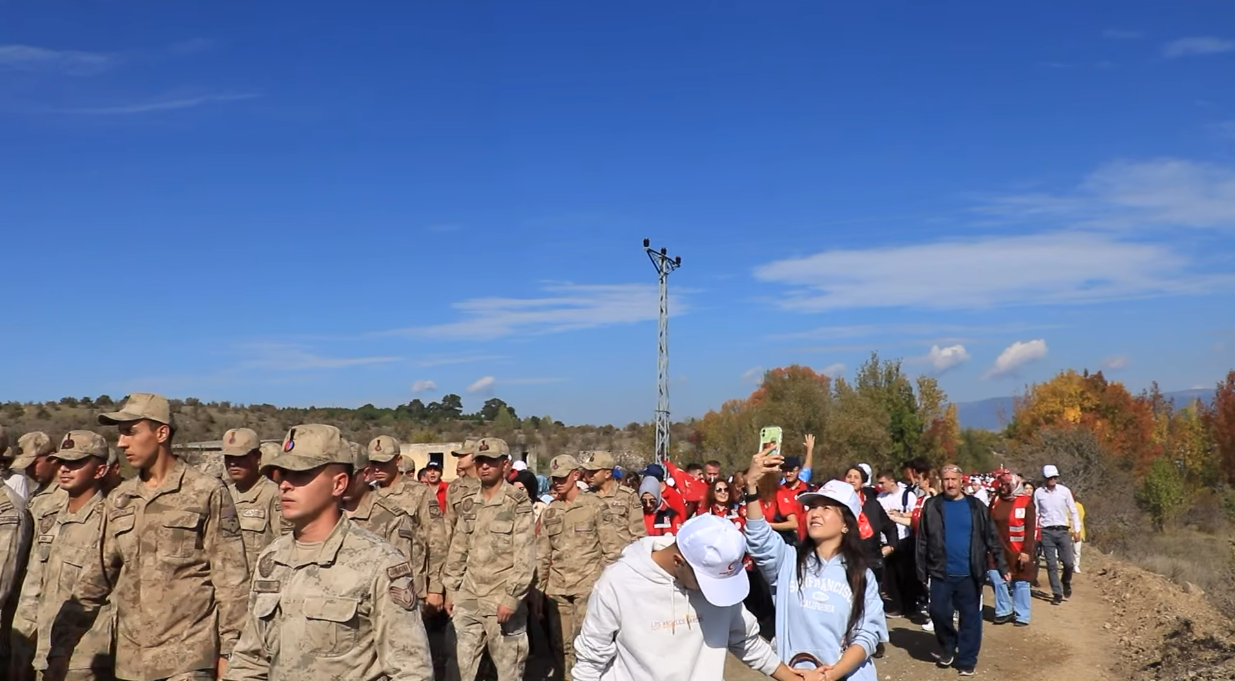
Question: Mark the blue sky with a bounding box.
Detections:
[2,2,1234,425]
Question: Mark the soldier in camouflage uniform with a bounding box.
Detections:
[258,443,281,482]
[13,431,114,681]
[444,438,536,681]
[444,440,480,544]
[13,433,61,518]
[70,393,251,681]
[580,452,645,547]
[224,424,433,681]
[534,455,624,681]
[341,444,419,593]
[0,455,33,681]
[368,436,451,679]
[221,429,286,571]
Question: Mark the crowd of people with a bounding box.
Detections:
[0,392,1086,681]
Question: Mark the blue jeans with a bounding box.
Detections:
[930,575,983,669]
[987,570,1031,623]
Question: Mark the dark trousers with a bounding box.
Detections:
[929,575,983,669]
[1040,527,1075,597]
[884,536,921,613]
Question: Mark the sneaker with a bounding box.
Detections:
[957,667,976,676]
[1063,585,1073,600]
[922,619,936,632]
[932,652,955,668]
[993,614,1013,625]
[874,643,886,659]
[1014,621,1029,627]
[1052,594,1063,606]
[885,610,904,619]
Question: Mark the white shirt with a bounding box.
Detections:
[1034,483,1080,533]
[2,472,29,503]
[876,483,911,541]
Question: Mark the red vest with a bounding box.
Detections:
[992,495,1032,553]
[856,491,874,540]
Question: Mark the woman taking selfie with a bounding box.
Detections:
[744,447,887,681]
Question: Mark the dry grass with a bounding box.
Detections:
[1113,529,1235,617]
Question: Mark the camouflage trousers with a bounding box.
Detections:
[544,594,589,681]
[450,600,527,681]
[36,670,116,681]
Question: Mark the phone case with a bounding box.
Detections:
[758,426,783,455]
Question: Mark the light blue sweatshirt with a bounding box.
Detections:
[745,518,887,681]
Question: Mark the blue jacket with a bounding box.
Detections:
[745,518,886,681]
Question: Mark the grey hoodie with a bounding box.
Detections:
[572,535,781,681]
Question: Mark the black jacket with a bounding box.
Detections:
[858,487,898,570]
[915,494,1008,583]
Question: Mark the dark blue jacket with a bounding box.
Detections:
[915,494,1008,583]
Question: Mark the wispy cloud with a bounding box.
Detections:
[411,379,437,394]
[0,44,118,75]
[415,354,505,368]
[385,282,689,340]
[1103,29,1142,40]
[922,344,971,374]
[741,366,764,384]
[237,343,401,371]
[755,231,1223,312]
[56,93,259,116]
[977,159,1235,231]
[984,340,1048,379]
[1163,37,1235,58]
[774,322,1059,342]
[1102,355,1130,370]
[467,376,496,395]
[821,363,846,379]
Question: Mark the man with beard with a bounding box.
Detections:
[988,472,1037,627]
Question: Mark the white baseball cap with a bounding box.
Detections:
[676,514,749,607]
[1042,464,1060,479]
[797,479,862,520]
[512,461,528,472]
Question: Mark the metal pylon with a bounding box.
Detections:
[644,239,681,465]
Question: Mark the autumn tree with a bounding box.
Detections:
[1205,370,1235,486]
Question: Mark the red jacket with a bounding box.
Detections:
[644,502,682,536]
[661,483,689,521]
[778,480,807,541]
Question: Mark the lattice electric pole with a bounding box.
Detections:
[644,238,681,465]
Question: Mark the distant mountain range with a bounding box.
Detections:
[954,389,1214,431]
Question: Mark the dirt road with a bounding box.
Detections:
[725,566,1118,680]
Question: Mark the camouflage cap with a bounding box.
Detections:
[264,424,353,472]
[450,439,477,457]
[107,446,119,466]
[12,431,54,469]
[221,428,261,457]
[349,441,370,468]
[98,392,176,428]
[581,450,616,471]
[473,437,510,459]
[367,435,401,463]
[258,442,282,469]
[52,430,110,462]
[549,454,581,477]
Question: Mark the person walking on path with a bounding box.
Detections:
[1033,465,1080,605]
[988,472,1037,627]
[1071,494,1086,574]
[916,464,1008,676]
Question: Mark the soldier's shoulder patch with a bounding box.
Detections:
[253,580,281,593]
[515,501,532,514]
[543,507,558,521]
[461,498,475,513]
[258,552,276,578]
[219,514,241,538]
[38,514,57,534]
[387,561,413,581]
[241,508,266,518]
[428,502,442,519]
[112,493,132,510]
[600,506,613,523]
[397,527,415,540]
[388,584,418,611]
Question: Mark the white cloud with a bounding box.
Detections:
[387,282,690,340]
[775,322,1059,341]
[1163,37,1235,58]
[978,159,1235,231]
[821,363,846,378]
[0,44,117,75]
[925,344,971,373]
[1102,355,1131,370]
[411,379,437,394]
[1103,29,1142,40]
[984,340,1048,379]
[236,343,401,371]
[58,93,259,115]
[467,376,496,394]
[754,231,1221,312]
[741,366,765,384]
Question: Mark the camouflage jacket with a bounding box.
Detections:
[443,475,480,545]
[0,485,33,638]
[223,516,433,681]
[443,481,535,613]
[593,482,646,547]
[67,459,251,681]
[345,491,420,596]
[377,475,447,595]
[14,492,111,672]
[229,477,288,571]
[536,493,624,597]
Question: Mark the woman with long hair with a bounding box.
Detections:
[744,449,887,681]
[706,479,747,530]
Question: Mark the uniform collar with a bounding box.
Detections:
[477,479,512,506]
[230,476,274,503]
[276,515,351,568]
[135,458,187,501]
[59,491,105,524]
[348,488,378,520]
